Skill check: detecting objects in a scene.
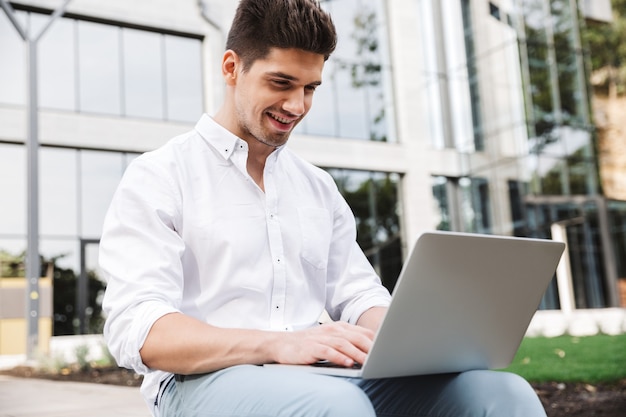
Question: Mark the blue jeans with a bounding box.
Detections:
[159,364,546,417]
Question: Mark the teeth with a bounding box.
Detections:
[269,113,291,124]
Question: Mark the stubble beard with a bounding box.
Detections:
[239,111,293,149]
[249,129,288,148]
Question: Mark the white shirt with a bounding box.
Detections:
[99,114,391,414]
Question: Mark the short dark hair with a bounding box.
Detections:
[226,0,337,71]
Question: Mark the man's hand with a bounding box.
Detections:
[274,321,375,368]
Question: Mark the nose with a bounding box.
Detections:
[282,89,307,117]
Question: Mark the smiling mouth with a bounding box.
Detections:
[268,112,295,125]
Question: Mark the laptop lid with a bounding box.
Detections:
[266,231,565,379]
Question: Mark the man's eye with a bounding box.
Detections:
[272,80,290,87]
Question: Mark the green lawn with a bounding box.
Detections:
[503,334,626,383]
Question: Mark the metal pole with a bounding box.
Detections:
[0,0,71,360]
[78,241,87,334]
[0,1,26,39]
[25,37,40,361]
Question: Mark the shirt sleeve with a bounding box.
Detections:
[99,156,184,374]
[324,194,392,324]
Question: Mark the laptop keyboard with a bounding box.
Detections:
[311,360,363,369]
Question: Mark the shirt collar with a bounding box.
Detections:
[195,113,287,161]
[195,114,244,161]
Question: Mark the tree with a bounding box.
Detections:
[0,250,24,277]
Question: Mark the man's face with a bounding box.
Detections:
[232,48,325,148]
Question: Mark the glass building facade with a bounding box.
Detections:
[0,0,402,335]
[298,0,396,142]
[422,0,624,310]
[0,0,623,338]
[0,10,204,121]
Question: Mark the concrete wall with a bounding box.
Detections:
[0,276,52,355]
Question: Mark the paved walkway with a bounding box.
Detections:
[0,375,150,417]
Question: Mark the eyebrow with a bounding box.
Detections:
[266,71,322,87]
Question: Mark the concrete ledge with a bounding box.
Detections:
[527,308,626,337]
[49,334,109,364]
[0,354,26,370]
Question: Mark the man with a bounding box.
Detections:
[100,1,547,416]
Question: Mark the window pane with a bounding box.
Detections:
[0,144,26,235]
[462,177,491,234]
[123,28,164,119]
[432,176,451,231]
[608,201,626,278]
[315,0,395,142]
[297,59,337,137]
[164,35,203,122]
[327,168,402,290]
[0,11,27,105]
[334,0,371,140]
[41,239,78,272]
[551,0,585,127]
[338,0,386,140]
[80,151,124,238]
[537,155,566,195]
[522,1,557,137]
[335,66,369,139]
[78,21,121,115]
[0,239,25,263]
[36,14,76,111]
[460,0,484,150]
[41,147,78,236]
[367,68,390,142]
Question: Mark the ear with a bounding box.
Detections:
[222,50,240,86]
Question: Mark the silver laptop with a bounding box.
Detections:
[265,231,565,378]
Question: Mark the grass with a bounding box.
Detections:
[503,334,626,383]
